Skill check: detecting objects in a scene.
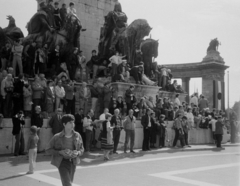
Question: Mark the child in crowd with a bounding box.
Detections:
[27,126,39,174]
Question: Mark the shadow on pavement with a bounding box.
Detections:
[0,174,25,181]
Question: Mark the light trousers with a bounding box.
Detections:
[29,148,37,173]
[12,55,23,76]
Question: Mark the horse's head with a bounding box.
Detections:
[6,15,16,27]
[141,39,159,58]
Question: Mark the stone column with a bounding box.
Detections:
[182,77,190,103]
[202,77,214,109]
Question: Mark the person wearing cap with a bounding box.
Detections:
[215,116,224,148]
[46,114,84,186]
[27,126,39,174]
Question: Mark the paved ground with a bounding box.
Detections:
[0,144,240,186]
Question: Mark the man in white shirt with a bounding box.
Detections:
[174,94,181,107]
[99,108,109,121]
[109,51,119,77]
[83,109,94,154]
[190,93,198,106]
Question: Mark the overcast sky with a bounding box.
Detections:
[0,0,239,106]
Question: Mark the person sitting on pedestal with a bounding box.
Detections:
[130,63,144,84]
[53,2,62,30]
[117,60,129,82]
[109,51,120,77]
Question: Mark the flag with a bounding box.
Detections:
[213,80,225,111]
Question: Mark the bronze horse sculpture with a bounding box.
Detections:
[25,4,82,57]
[140,38,159,78]
[98,2,152,67]
[207,38,220,52]
[0,15,24,46]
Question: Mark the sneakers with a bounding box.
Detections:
[26,171,34,174]
[113,151,118,154]
[130,150,136,153]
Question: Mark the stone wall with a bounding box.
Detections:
[0,119,230,155]
[57,0,117,60]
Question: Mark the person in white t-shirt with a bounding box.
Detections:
[99,108,109,121]
[109,51,119,77]
[209,116,217,144]
[174,94,181,107]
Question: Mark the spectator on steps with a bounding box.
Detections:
[12,111,25,156]
[31,105,43,152]
[48,108,64,135]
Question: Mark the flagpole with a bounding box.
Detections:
[227,71,230,119]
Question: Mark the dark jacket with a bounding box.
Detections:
[90,86,99,98]
[12,116,25,135]
[31,112,43,128]
[141,114,150,128]
[110,115,123,129]
[125,89,135,104]
[64,83,75,100]
[75,113,84,133]
[48,114,63,135]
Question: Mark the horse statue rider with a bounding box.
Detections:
[207,38,221,52]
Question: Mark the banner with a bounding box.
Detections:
[213,80,225,111]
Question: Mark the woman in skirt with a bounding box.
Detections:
[101,114,114,161]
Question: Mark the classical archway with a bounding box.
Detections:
[164,49,229,110]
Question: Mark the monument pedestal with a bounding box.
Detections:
[202,50,224,64]
[111,82,187,103]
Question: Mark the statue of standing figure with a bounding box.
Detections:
[207,38,221,52]
[98,2,128,59]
